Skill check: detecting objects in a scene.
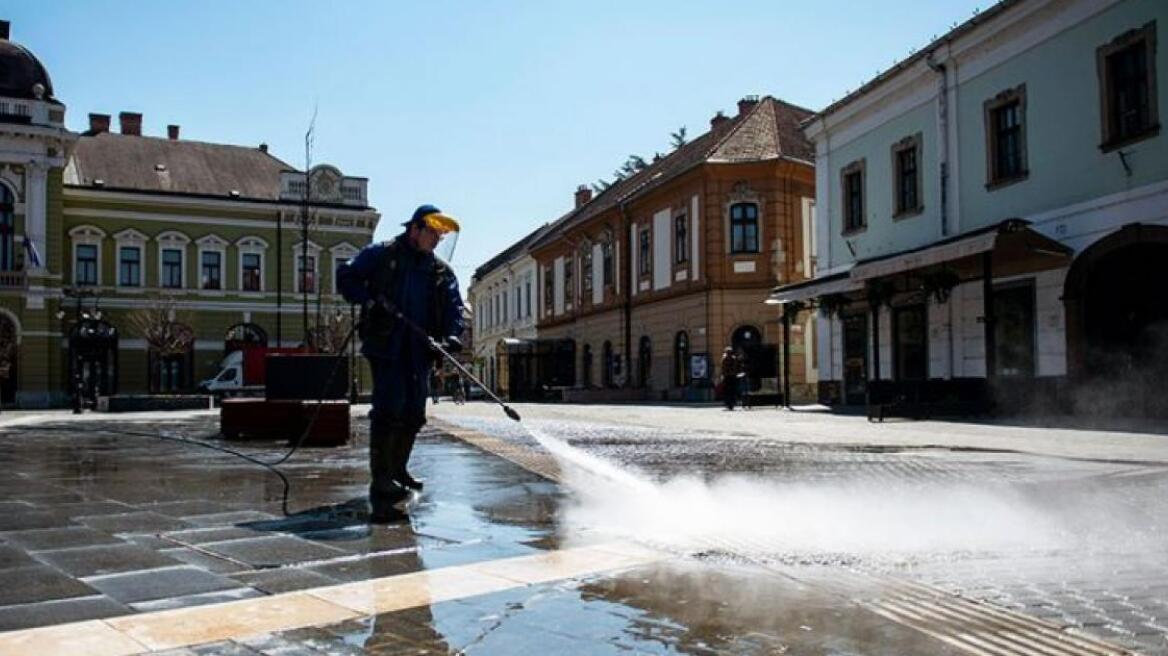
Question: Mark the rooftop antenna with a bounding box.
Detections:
[302,104,317,344]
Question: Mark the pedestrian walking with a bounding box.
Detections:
[452,374,466,404]
[338,204,465,524]
[720,347,740,411]
[431,369,442,405]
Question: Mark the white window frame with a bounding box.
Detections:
[236,236,268,294]
[329,241,359,295]
[195,234,228,293]
[156,230,190,290]
[69,225,106,287]
[112,228,148,290]
[291,240,321,294]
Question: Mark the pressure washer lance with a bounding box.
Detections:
[375,295,521,422]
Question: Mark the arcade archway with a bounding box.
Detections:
[1065,224,1168,415]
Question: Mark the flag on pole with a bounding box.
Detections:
[23,237,42,268]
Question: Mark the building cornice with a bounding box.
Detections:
[62,185,379,219]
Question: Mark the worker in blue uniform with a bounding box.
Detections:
[337,204,464,523]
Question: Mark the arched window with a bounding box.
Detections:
[674,215,688,264]
[730,203,759,253]
[581,344,592,387]
[602,340,614,388]
[638,336,651,388]
[674,331,689,387]
[224,322,268,354]
[731,324,762,352]
[0,185,14,271]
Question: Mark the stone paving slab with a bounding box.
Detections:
[0,544,40,570]
[0,526,123,551]
[76,511,193,534]
[0,565,99,606]
[0,511,74,532]
[197,535,349,568]
[0,595,130,632]
[82,565,248,605]
[158,547,254,575]
[33,543,185,578]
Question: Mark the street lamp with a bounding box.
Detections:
[346,305,358,403]
[55,306,82,414]
[58,287,101,414]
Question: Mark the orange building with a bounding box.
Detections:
[529,96,818,402]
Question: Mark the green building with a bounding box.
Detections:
[0,22,379,407]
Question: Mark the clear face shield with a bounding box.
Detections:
[436,229,459,263]
[419,212,461,263]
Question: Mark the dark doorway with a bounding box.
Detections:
[71,318,119,403]
[581,344,592,387]
[842,313,867,405]
[0,314,16,404]
[602,341,614,387]
[893,305,927,381]
[638,336,651,388]
[1065,225,1168,416]
[730,324,771,393]
[994,282,1035,378]
[674,331,689,387]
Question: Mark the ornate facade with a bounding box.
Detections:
[0,22,379,407]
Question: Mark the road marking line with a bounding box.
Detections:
[0,541,668,655]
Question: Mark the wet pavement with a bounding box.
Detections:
[0,403,1163,654]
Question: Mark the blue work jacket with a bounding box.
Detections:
[337,235,464,367]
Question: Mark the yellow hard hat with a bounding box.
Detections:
[407,204,460,234]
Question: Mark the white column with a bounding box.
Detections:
[26,161,48,274]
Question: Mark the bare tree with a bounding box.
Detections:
[127,296,194,358]
[308,307,353,354]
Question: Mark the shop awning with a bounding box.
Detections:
[848,219,1072,282]
[766,270,862,304]
[765,220,1073,306]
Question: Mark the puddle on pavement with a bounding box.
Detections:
[317,559,962,655]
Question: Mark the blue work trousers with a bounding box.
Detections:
[369,356,430,430]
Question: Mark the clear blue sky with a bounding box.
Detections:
[5,0,992,290]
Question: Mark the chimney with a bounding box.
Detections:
[0,21,10,40]
[709,111,729,130]
[118,111,142,136]
[88,113,111,134]
[574,184,592,208]
[258,143,268,153]
[737,95,760,116]
[167,124,180,140]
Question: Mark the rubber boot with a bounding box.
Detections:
[369,418,409,523]
[391,426,424,491]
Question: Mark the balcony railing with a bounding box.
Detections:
[0,271,27,288]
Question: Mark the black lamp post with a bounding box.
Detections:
[348,305,358,403]
[57,287,102,414]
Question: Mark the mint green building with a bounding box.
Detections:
[773,0,1167,415]
[0,22,379,407]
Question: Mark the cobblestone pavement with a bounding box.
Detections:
[435,405,1168,655]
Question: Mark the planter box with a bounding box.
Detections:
[220,398,350,447]
[97,395,213,413]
